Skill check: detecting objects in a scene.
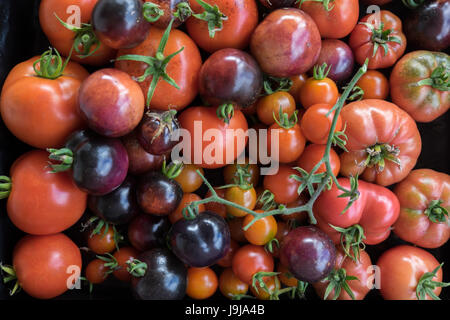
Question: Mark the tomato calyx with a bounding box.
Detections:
[0,176,12,200]
[96,253,120,276]
[256,190,277,211]
[126,258,148,278]
[116,19,184,107]
[47,147,74,172]
[297,0,335,11]
[173,2,195,22]
[162,160,184,179]
[323,268,359,300]
[54,14,100,59]
[416,63,450,91]
[33,48,70,80]
[416,263,450,300]
[86,216,124,251]
[343,85,364,102]
[291,167,328,198]
[273,107,298,129]
[331,123,349,152]
[364,143,401,172]
[312,63,332,81]
[0,264,21,296]
[359,22,402,57]
[148,109,179,143]
[216,104,235,124]
[264,238,280,254]
[330,223,366,262]
[142,2,165,23]
[263,75,293,95]
[191,0,228,38]
[424,199,449,224]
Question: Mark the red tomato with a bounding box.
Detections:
[169,193,206,224]
[232,244,274,285]
[377,245,446,300]
[356,70,389,100]
[87,226,117,254]
[299,70,339,109]
[186,0,259,53]
[300,103,343,144]
[263,165,301,204]
[178,106,248,169]
[256,91,296,126]
[113,246,140,282]
[5,150,87,235]
[174,164,205,193]
[13,233,82,299]
[216,239,239,267]
[85,259,109,284]
[186,267,218,300]
[39,0,116,66]
[296,144,340,177]
[267,122,306,164]
[0,54,89,149]
[115,26,202,111]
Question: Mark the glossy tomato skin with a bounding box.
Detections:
[297,144,340,177]
[250,8,321,77]
[377,245,444,300]
[169,193,205,224]
[390,51,449,123]
[356,70,389,100]
[87,225,117,254]
[174,164,204,193]
[299,0,359,39]
[115,26,201,111]
[349,10,406,69]
[314,178,400,245]
[92,0,150,49]
[128,214,171,251]
[299,76,339,109]
[314,39,355,84]
[13,233,82,299]
[0,56,88,149]
[267,123,306,164]
[243,210,278,246]
[145,0,188,29]
[88,176,140,225]
[136,171,183,216]
[39,0,116,66]
[256,91,296,126]
[300,103,342,144]
[393,169,450,249]
[178,106,248,169]
[169,211,231,267]
[85,259,109,284]
[199,48,263,109]
[263,165,301,205]
[78,68,145,138]
[219,268,249,299]
[7,150,87,235]
[280,226,336,283]
[339,99,422,186]
[66,130,129,195]
[232,244,274,285]
[113,246,140,282]
[225,186,257,218]
[131,248,187,300]
[313,248,373,300]
[186,267,218,300]
[186,0,259,53]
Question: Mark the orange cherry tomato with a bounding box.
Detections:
[268,123,306,164]
[169,193,206,224]
[300,103,343,145]
[296,144,341,176]
[112,246,140,282]
[256,92,296,126]
[87,226,117,255]
[299,70,339,109]
[243,210,278,246]
[250,276,280,300]
[174,164,204,193]
[219,267,249,299]
[225,186,257,217]
[356,70,389,100]
[186,267,218,300]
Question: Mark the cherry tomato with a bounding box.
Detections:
[113,246,140,282]
[356,70,389,100]
[186,267,218,300]
[243,210,278,246]
[169,193,206,224]
[5,150,87,235]
[87,226,117,254]
[232,244,274,285]
[250,275,280,300]
[223,159,260,186]
[205,187,228,219]
[263,165,301,205]
[224,186,257,218]
[228,217,247,243]
[174,164,205,193]
[12,233,82,299]
[299,69,339,109]
[186,0,259,53]
[268,122,306,164]
[85,259,109,284]
[219,268,249,299]
[256,92,296,126]
[300,103,343,144]
[296,144,341,177]
[289,74,307,104]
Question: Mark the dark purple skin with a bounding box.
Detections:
[137,110,180,155]
[280,226,336,283]
[149,0,189,29]
[128,214,171,251]
[131,248,187,300]
[136,171,183,216]
[88,176,140,225]
[259,0,297,9]
[92,0,150,49]
[66,130,129,196]
[169,211,231,267]
[199,48,263,108]
[404,0,450,51]
[122,131,166,175]
[314,39,355,84]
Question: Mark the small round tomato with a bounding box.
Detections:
[300,103,343,145]
[169,193,206,224]
[228,217,247,243]
[186,267,218,300]
[377,245,447,300]
[216,239,240,267]
[5,150,87,235]
[250,276,280,300]
[356,70,389,100]
[186,0,259,53]
[87,226,117,254]
[299,65,339,109]
[173,164,204,193]
[219,268,249,299]
[12,233,82,299]
[225,186,257,218]
[256,92,296,126]
[263,165,301,204]
[113,246,140,282]
[243,210,278,246]
[223,159,260,187]
[289,74,307,103]
[232,244,274,285]
[268,122,306,164]
[85,259,109,285]
[296,144,341,177]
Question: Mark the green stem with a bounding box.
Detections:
[191,0,228,38]
[0,176,12,200]
[142,2,165,23]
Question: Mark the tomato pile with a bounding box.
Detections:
[0,0,449,301]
